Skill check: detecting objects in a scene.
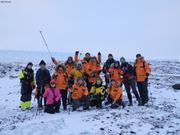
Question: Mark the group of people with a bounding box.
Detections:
[18,51,151,114]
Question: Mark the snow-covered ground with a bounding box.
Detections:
[0,60,180,135]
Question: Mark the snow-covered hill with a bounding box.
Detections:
[0,60,180,135]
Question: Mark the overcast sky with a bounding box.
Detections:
[0,0,180,59]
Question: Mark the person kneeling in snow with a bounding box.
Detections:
[105,80,125,109]
[18,62,35,110]
[72,77,90,111]
[43,80,61,114]
[89,78,106,109]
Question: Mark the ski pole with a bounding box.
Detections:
[39,30,53,58]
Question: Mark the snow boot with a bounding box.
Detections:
[128,102,133,106]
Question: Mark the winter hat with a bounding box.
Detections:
[85,52,90,56]
[108,54,113,57]
[68,56,73,61]
[50,80,56,84]
[120,57,126,63]
[27,62,33,66]
[39,60,46,66]
[136,54,142,58]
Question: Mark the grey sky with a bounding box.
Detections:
[0,0,180,59]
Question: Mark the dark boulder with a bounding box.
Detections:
[172,84,180,90]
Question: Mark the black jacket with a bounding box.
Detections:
[103,59,115,73]
[36,68,51,88]
[20,68,34,94]
[121,62,135,80]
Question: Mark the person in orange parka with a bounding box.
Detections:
[85,57,101,91]
[109,61,123,85]
[52,64,68,110]
[105,80,125,109]
[64,57,76,87]
[74,51,91,71]
[51,56,75,89]
[72,77,90,111]
[134,54,151,105]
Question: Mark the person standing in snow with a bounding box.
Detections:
[134,54,151,106]
[18,62,35,110]
[35,60,51,109]
[51,56,76,105]
[103,54,116,87]
[43,80,61,114]
[72,77,90,111]
[64,57,76,88]
[52,64,68,111]
[120,57,142,106]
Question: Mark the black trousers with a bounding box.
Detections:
[37,87,46,108]
[105,96,124,109]
[90,94,103,108]
[60,90,67,110]
[20,84,32,102]
[72,95,90,110]
[124,79,141,103]
[137,79,149,105]
[44,101,61,114]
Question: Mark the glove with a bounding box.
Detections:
[75,51,79,55]
[98,52,101,55]
[146,73,149,77]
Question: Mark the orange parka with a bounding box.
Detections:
[53,70,68,90]
[134,59,151,82]
[109,67,123,82]
[107,86,123,102]
[72,83,89,100]
[85,59,101,83]
[74,52,101,72]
